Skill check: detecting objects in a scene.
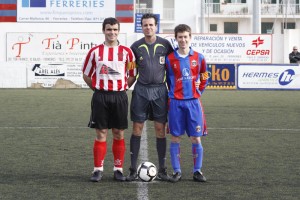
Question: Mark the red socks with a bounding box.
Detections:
[93,140,107,168]
[93,139,126,170]
[112,139,126,169]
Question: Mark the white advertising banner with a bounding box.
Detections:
[7,32,127,63]
[160,34,272,64]
[27,63,88,88]
[238,64,300,90]
[17,0,115,22]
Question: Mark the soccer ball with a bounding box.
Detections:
[137,162,157,182]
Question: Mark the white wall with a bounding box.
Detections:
[284,29,300,63]
[0,62,27,88]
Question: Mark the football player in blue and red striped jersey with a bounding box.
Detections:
[165,24,208,183]
[82,17,136,182]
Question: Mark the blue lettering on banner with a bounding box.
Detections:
[279,69,295,86]
[49,0,105,8]
[135,13,160,33]
[242,72,279,78]
[22,0,105,8]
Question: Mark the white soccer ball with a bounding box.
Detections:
[137,161,157,182]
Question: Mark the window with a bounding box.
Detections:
[224,22,238,33]
[261,22,273,34]
[263,0,277,4]
[282,22,295,29]
[210,24,218,31]
[227,0,246,3]
[281,22,295,34]
[162,29,174,33]
[136,0,152,8]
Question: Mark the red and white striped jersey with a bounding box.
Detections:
[82,43,136,91]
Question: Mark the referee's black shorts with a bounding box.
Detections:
[88,90,128,130]
[130,82,168,124]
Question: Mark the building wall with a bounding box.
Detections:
[1,0,299,64]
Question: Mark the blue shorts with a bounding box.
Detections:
[168,98,204,137]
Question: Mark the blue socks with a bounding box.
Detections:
[170,142,204,173]
[192,143,203,173]
[170,142,181,173]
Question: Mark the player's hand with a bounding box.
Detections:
[195,80,200,88]
[166,124,170,134]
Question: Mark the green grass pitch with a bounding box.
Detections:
[0,89,299,200]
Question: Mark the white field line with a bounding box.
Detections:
[0,126,299,132]
[137,122,149,200]
[208,127,300,132]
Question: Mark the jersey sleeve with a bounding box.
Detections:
[125,47,137,77]
[82,48,96,77]
[199,54,208,94]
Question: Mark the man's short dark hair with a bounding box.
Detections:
[141,13,157,26]
[174,24,192,38]
[102,17,120,31]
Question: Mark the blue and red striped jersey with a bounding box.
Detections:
[165,48,208,100]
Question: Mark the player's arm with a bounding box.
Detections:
[127,61,137,89]
[83,74,94,91]
[128,76,136,89]
[82,49,96,91]
[127,45,139,89]
[165,56,171,90]
[199,55,209,94]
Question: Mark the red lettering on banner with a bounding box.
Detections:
[246,50,270,55]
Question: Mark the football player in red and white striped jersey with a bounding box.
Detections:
[82,17,136,182]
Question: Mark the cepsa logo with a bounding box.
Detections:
[246,37,270,55]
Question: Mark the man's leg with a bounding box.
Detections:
[169,136,182,183]
[112,128,126,181]
[190,137,206,182]
[126,122,144,181]
[90,129,108,182]
[154,121,169,181]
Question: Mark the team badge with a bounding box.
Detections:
[139,56,143,61]
[196,125,201,132]
[191,60,197,67]
[159,56,165,64]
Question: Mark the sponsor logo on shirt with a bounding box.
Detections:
[100,64,120,75]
